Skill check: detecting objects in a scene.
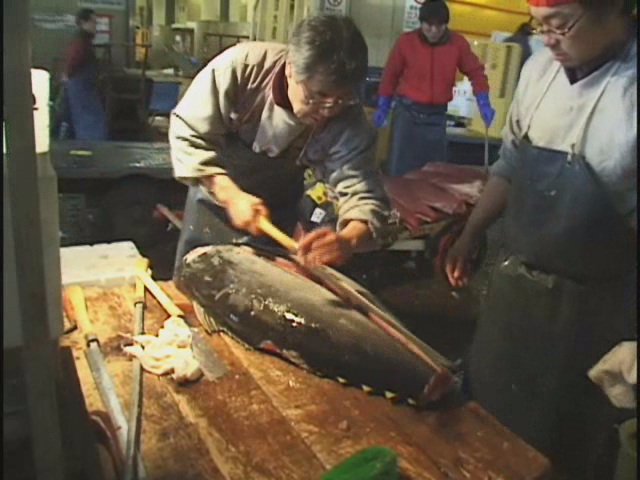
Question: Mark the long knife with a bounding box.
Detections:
[65,286,147,478]
[123,259,150,480]
[484,125,490,175]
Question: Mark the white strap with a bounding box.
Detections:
[522,64,562,136]
[523,44,632,155]
[570,48,629,154]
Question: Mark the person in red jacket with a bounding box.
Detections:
[373,0,495,176]
[60,8,108,140]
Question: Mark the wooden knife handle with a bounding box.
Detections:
[257,217,299,254]
[65,285,97,344]
[138,269,184,318]
[135,258,150,302]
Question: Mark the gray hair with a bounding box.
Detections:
[287,14,368,91]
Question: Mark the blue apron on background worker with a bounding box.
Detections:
[61,8,107,141]
[169,15,391,277]
[445,0,637,478]
[373,0,495,176]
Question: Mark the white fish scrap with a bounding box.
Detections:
[123,316,203,384]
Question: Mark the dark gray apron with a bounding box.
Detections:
[173,133,308,276]
[387,96,448,177]
[468,59,637,479]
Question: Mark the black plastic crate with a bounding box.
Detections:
[359,67,384,108]
[58,193,93,246]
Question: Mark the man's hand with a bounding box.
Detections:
[445,176,511,288]
[226,191,270,236]
[297,220,372,267]
[297,227,355,267]
[204,175,270,236]
[445,233,477,288]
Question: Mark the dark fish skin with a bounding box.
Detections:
[176,245,451,404]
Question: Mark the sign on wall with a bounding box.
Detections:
[322,0,348,16]
[78,0,126,10]
[403,0,426,31]
[94,13,112,45]
[31,13,76,31]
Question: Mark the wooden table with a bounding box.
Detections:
[61,282,552,480]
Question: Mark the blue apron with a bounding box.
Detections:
[387,96,448,177]
[65,62,107,141]
[468,56,637,479]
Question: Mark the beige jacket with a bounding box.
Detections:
[169,41,390,241]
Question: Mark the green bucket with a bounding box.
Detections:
[321,446,398,480]
[615,418,637,480]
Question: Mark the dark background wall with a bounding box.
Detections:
[30,0,130,75]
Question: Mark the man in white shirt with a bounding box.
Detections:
[445,0,637,478]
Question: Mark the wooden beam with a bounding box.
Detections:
[3,1,66,479]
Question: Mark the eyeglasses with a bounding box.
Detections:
[299,81,360,110]
[528,10,586,38]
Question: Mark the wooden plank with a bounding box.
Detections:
[151,283,327,478]
[64,282,550,480]
[140,296,327,480]
[223,338,448,479]
[224,335,552,480]
[160,340,327,480]
[152,281,548,478]
[62,286,226,480]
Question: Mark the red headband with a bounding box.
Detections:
[528,0,574,6]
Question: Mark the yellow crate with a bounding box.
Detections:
[468,40,523,139]
[136,29,150,62]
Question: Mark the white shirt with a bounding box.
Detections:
[492,38,637,229]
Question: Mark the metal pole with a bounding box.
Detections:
[3,1,66,479]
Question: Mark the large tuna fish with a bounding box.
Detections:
[176,245,458,406]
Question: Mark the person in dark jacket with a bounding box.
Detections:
[503,22,534,72]
[62,8,107,140]
[373,0,495,176]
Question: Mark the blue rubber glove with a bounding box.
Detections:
[476,92,496,128]
[372,96,392,128]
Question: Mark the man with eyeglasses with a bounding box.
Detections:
[373,0,495,176]
[445,0,637,478]
[169,14,390,276]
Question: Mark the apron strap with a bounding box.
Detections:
[570,43,633,155]
[522,42,633,158]
[522,65,561,136]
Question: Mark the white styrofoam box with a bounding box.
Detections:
[3,68,50,155]
[60,241,143,288]
[448,77,475,119]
